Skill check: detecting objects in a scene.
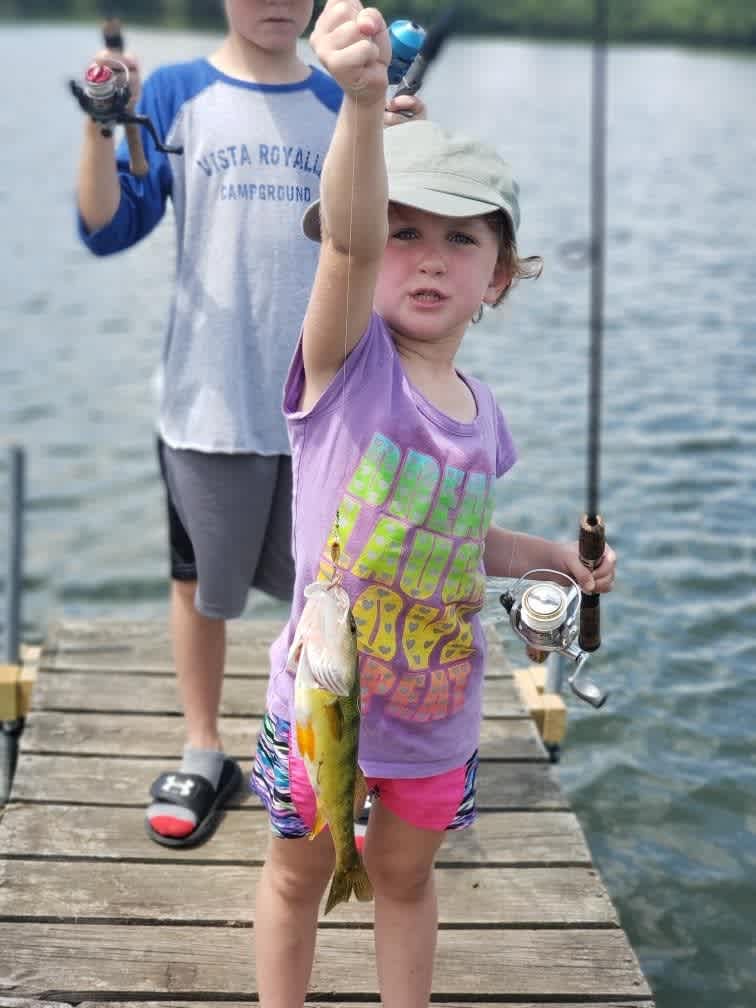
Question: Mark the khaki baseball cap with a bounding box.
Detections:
[302,119,520,243]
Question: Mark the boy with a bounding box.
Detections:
[76,0,422,847]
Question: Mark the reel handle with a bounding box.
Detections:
[393,54,428,98]
[102,18,148,177]
[578,513,605,652]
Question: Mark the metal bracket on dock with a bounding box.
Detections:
[513,664,567,761]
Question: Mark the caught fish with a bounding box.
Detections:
[289,580,373,915]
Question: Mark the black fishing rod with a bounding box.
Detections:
[495,0,610,714]
[102,13,124,50]
[575,0,609,707]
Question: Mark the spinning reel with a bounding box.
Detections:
[491,570,608,709]
[69,19,182,176]
[387,19,427,86]
[387,7,456,103]
[70,60,183,175]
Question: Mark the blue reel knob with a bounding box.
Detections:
[387,19,426,84]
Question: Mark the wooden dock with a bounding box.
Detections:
[0,618,654,1006]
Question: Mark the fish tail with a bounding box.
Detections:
[323,857,373,915]
[352,859,373,903]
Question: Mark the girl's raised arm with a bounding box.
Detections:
[299,1,391,411]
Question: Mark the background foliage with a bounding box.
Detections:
[1,0,755,46]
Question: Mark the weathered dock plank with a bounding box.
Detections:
[2,1001,653,1008]
[39,618,283,659]
[75,1003,651,1008]
[20,712,544,760]
[0,618,654,1005]
[30,672,522,717]
[0,861,615,925]
[39,618,511,677]
[9,754,568,809]
[1,924,650,999]
[0,805,591,864]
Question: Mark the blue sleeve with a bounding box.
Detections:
[307,67,343,114]
[77,67,176,256]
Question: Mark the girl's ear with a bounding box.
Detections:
[484,262,512,305]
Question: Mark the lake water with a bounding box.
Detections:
[1,21,755,1007]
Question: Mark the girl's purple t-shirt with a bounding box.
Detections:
[268,312,516,778]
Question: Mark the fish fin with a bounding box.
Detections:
[305,643,352,696]
[295,720,316,762]
[309,804,328,840]
[353,766,368,819]
[323,858,373,915]
[287,639,303,673]
[323,698,345,742]
[294,638,319,690]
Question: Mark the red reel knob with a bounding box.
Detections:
[86,62,113,84]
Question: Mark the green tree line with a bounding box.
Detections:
[2,0,755,47]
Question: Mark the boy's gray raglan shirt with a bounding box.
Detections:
[78,59,342,455]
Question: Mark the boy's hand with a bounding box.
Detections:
[560,541,617,595]
[311,0,391,102]
[93,48,142,110]
[384,93,427,126]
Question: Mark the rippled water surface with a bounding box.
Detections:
[1,23,755,1007]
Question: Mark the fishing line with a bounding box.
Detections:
[330,17,381,577]
[330,75,362,578]
[329,3,458,576]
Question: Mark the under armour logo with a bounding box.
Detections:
[161,775,195,798]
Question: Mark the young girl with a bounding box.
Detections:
[250,2,617,1005]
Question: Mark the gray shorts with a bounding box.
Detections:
[157,438,294,619]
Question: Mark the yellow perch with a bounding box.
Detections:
[290,581,373,914]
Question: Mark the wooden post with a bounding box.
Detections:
[513,665,567,748]
[0,665,19,720]
[0,647,38,720]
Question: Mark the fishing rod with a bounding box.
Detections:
[102,14,123,50]
[68,15,183,176]
[385,4,605,710]
[575,0,609,705]
[386,2,459,113]
[491,0,611,712]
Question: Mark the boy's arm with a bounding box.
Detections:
[300,2,392,411]
[75,55,171,254]
[78,120,121,232]
[77,49,142,233]
[484,524,617,595]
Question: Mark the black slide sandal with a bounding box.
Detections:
[145,757,243,849]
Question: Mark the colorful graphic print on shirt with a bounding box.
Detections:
[319,432,496,725]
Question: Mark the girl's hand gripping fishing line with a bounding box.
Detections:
[310,1,426,122]
[311,1,393,101]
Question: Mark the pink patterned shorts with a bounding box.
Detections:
[251,712,479,837]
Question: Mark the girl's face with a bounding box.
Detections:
[225,0,314,52]
[374,204,511,344]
